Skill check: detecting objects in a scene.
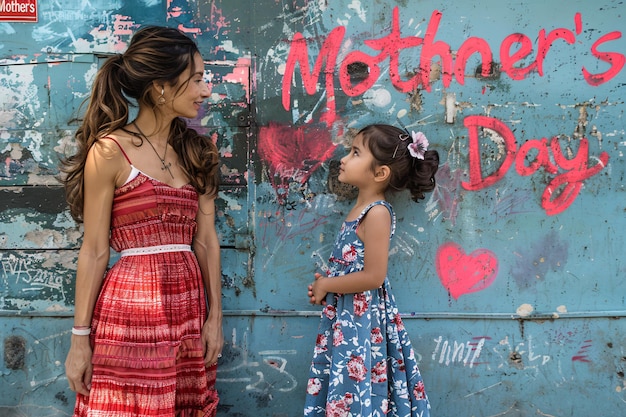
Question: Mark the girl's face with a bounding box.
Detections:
[167,52,211,119]
[339,133,377,187]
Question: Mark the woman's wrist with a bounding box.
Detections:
[71,326,91,336]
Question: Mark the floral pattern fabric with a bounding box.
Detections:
[304,201,430,417]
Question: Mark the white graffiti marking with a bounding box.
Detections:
[432,335,486,368]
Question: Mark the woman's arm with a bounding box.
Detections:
[65,140,122,395]
[193,194,223,365]
[309,204,392,304]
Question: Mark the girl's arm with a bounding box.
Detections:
[193,194,224,365]
[65,140,122,395]
[310,204,391,304]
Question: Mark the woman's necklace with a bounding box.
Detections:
[132,121,174,179]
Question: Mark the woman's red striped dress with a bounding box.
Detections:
[73,171,218,416]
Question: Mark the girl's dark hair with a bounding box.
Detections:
[60,26,219,222]
[358,124,439,202]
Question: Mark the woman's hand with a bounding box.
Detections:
[201,318,224,367]
[308,273,327,305]
[65,336,93,396]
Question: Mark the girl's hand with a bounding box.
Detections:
[65,336,93,396]
[308,273,327,305]
[201,317,224,367]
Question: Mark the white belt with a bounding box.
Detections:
[120,244,192,257]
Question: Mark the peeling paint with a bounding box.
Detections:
[517,304,535,317]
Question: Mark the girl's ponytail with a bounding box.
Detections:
[406,149,439,203]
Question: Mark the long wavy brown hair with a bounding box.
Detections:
[60,26,219,222]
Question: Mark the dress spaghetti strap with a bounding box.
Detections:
[100,136,132,165]
[99,136,140,185]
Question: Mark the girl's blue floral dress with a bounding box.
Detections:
[304,201,430,417]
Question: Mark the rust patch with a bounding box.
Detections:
[508,351,524,369]
[327,160,358,201]
[574,104,589,138]
[4,335,26,370]
[408,89,423,113]
[475,62,501,80]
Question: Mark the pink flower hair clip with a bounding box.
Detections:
[408,131,429,160]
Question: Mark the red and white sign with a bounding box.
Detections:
[0,0,38,22]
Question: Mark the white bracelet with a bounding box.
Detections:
[71,327,91,336]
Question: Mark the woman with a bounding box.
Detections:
[62,26,223,416]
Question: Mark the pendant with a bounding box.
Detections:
[161,161,174,179]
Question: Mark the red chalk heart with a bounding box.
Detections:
[435,242,499,299]
[258,123,337,182]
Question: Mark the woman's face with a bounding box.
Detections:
[166,52,211,119]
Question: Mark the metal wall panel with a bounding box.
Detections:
[1,0,625,416]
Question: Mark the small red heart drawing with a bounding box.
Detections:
[435,242,499,299]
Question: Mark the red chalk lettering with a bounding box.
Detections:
[582,31,625,86]
[500,33,537,80]
[462,115,516,191]
[574,12,582,35]
[541,137,609,215]
[282,27,345,123]
[456,37,494,83]
[419,10,453,91]
[280,6,623,127]
[536,28,576,76]
[462,115,610,215]
[361,7,423,93]
[281,7,496,124]
[516,138,558,176]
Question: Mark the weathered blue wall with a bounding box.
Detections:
[1,0,625,416]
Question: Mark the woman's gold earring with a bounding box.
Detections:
[158,88,166,104]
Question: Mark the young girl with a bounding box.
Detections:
[305,124,439,417]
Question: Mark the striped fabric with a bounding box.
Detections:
[74,173,218,416]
